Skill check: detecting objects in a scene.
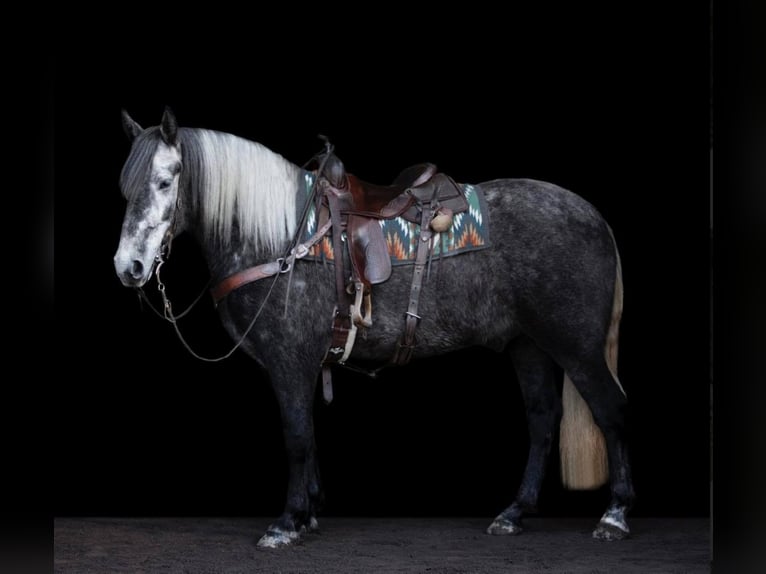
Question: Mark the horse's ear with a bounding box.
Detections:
[121,109,144,141]
[160,106,178,145]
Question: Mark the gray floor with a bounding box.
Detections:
[55,516,710,573]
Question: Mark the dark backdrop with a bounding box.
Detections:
[51,8,710,521]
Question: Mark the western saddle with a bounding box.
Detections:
[311,148,469,401]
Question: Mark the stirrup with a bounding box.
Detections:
[350,282,373,328]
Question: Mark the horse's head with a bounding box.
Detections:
[114,107,183,287]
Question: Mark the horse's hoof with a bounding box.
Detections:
[592,521,630,540]
[307,517,320,533]
[486,518,523,536]
[257,527,302,548]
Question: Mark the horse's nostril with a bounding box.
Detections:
[130,260,144,279]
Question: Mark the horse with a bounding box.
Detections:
[113,107,634,548]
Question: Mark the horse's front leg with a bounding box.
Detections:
[257,368,323,548]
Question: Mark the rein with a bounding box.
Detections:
[142,246,283,362]
[138,139,335,362]
[135,236,212,321]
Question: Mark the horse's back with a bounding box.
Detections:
[480,178,611,239]
[479,177,617,271]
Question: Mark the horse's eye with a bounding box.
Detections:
[158,179,172,191]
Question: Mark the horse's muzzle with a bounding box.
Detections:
[114,255,153,288]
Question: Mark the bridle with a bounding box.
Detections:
[133,137,335,362]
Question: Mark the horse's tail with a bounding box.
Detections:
[559,225,624,490]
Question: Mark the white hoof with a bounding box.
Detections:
[486,518,523,536]
[593,507,630,540]
[257,527,301,548]
[593,515,630,540]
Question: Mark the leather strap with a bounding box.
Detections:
[392,204,435,365]
[210,260,283,304]
[322,366,334,403]
[319,184,357,403]
[210,217,333,305]
[325,188,352,321]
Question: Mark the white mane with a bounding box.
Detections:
[194,129,300,254]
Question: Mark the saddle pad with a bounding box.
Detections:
[300,173,491,265]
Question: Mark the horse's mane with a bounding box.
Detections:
[120,126,301,254]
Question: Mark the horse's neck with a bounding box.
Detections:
[183,131,309,281]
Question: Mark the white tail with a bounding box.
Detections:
[559,236,624,489]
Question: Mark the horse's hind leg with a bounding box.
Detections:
[487,336,561,535]
[563,359,635,540]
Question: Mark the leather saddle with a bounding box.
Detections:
[316,151,469,288]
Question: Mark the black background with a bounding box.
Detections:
[49,6,710,521]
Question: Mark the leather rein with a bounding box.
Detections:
[135,140,335,363]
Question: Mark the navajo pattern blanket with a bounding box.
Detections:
[301,173,491,264]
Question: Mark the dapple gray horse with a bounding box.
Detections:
[114,108,633,548]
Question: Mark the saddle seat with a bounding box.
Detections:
[345,163,437,218]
